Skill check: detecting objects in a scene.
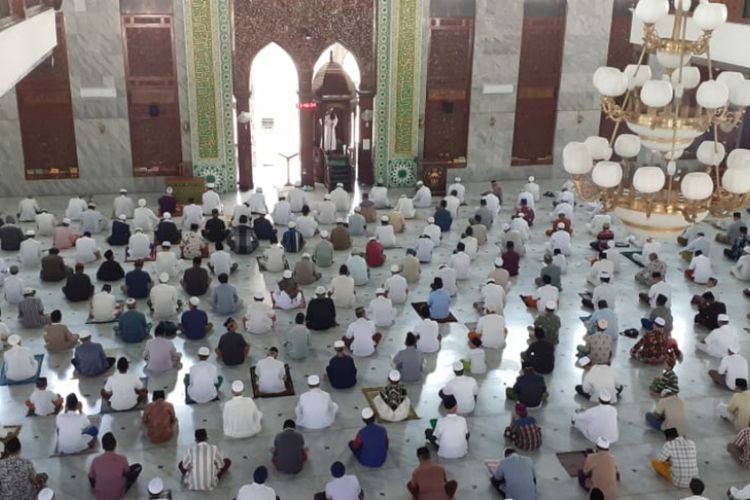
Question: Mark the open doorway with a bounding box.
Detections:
[249,43,300,189]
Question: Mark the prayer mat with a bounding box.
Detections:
[250,364,295,398]
[556,451,589,477]
[411,302,458,323]
[100,378,148,414]
[124,245,157,263]
[361,387,420,423]
[620,251,645,268]
[0,354,44,386]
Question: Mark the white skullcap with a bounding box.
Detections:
[324,194,332,200]
[255,187,263,193]
[442,386,454,396]
[557,222,565,229]
[528,176,535,182]
[307,375,320,385]
[389,370,401,382]
[597,319,608,330]
[599,390,612,402]
[502,223,511,231]
[486,278,496,284]
[744,246,750,254]
[62,218,71,224]
[336,217,345,224]
[375,288,386,295]
[162,241,172,247]
[138,199,146,207]
[206,183,215,188]
[599,272,610,279]
[315,286,326,295]
[417,181,424,186]
[117,214,126,221]
[454,177,461,182]
[654,317,666,327]
[166,187,174,194]
[189,297,200,306]
[25,229,35,236]
[147,478,163,494]
[400,194,406,198]
[596,436,610,449]
[545,301,556,310]
[334,340,345,349]
[38,488,54,500]
[135,227,143,233]
[368,236,377,241]
[231,380,244,393]
[361,407,374,419]
[578,356,592,367]
[390,264,400,272]
[283,270,293,279]
[23,288,34,295]
[159,273,169,283]
[198,347,210,356]
[163,212,172,219]
[7,334,20,346]
[380,215,389,222]
[354,206,361,212]
[495,257,504,266]
[729,344,741,354]
[125,298,136,306]
[607,240,615,248]
[719,314,730,322]
[427,217,435,223]
[452,361,464,371]
[288,221,296,228]
[79,330,92,340]
[320,230,329,238]
[302,252,311,258]
[120,188,127,193]
[336,182,343,187]
[254,292,265,300]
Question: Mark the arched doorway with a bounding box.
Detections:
[248,43,301,188]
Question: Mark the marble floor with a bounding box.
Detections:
[1,178,749,500]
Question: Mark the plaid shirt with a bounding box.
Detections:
[505,416,542,451]
[733,428,750,468]
[657,437,698,488]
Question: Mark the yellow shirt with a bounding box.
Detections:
[728,391,750,431]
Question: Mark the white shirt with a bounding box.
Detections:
[75,236,99,264]
[91,292,117,322]
[592,282,616,311]
[287,188,308,212]
[549,230,571,255]
[551,202,574,221]
[516,191,535,210]
[447,182,465,204]
[573,404,619,444]
[375,225,397,247]
[330,187,350,212]
[295,388,338,429]
[150,283,180,319]
[19,239,43,267]
[368,296,395,327]
[582,365,618,403]
[705,324,740,358]
[156,250,180,278]
[510,217,530,241]
[384,274,408,304]
[422,224,441,245]
[30,388,58,416]
[460,236,478,259]
[481,283,506,312]
[232,204,253,226]
[688,254,712,284]
[237,483,276,500]
[468,348,486,374]
[552,253,568,273]
[272,201,293,226]
[293,215,318,238]
[4,346,38,381]
[433,414,469,459]
[415,319,440,353]
[330,275,355,308]
[685,236,711,257]
[523,182,540,201]
[534,285,558,312]
[476,313,505,349]
[413,186,433,208]
[187,361,219,403]
[444,195,460,219]
[66,198,88,221]
[202,190,222,215]
[133,206,158,232]
[128,232,151,260]
[262,246,286,273]
[113,196,135,218]
[315,200,337,225]
[4,276,24,304]
[245,302,274,334]
[18,198,39,221]
[56,412,93,454]
[415,238,435,262]
[256,356,286,393]
[325,475,361,500]
[443,375,479,414]
[588,214,611,234]
[451,252,471,280]
[35,213,56,236]
[345,318,377,357]
[718,353,749,390]
[558,190,575,205]
[370,186,390,208]
[182,204,204,229]
[437,267,458,296]
[483,193,500,214]
[588,259,614,285]
[209,250,233,277]
[733,255,750,281]
[247,192,268,214]
[648,280,672,307]
[104,372,143,410]
[642,240,662,258]
[223,396,263,438]
[395,197,416,218]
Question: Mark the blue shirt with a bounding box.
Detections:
[73,342,109,376]
[181,309,209,340]
[326,355,357,389]
[212,283,239,315]
[117,310,149,343]
[428,290,451,320]
[352,423,388,467]
[434,209,452,232]
[124,269,151,299]
[493,454,537,500]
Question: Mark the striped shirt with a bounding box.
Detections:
[656,437,698,488]
[181,442,225,491]
[733,428,750,468]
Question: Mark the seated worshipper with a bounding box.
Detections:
[330,219,352,251]
[244,292,276,334]
[488,257,511,291]
[476,198,495,228]
[413,180,433,208]
[413,317,441,354]
[114,299,150,343]
[306,286,337,331]
[18,288,48,328]
[112,189,134,218]
[393,332,424,382]
[697,314,739,358]
[580,273,616,310]
[202,209,229,244]
[718,211,746,244]
[211,273,243,315]
[251,211,276,242]
[292,253,320,286]
[3,335,39,382]
[96,249,124,282]
[578,437,619,500]
[344,209,366,239]
[552,248,568,274]
[531,301,561,345]
[728,428,750,470]
[506,365,548,408]
[72,331,115,377]
[295,375,338,429]
[19,230,42,268]
[283,313,311,360]
[142,390,177,443]
[346,248,369,285]
[133,199,158,233]
[66,195,88,221]
[590,223,615,252]
[536,254,562,290]
[680,231,711,262]
[366,236,386,267]
[444,191,460,220]
[330,265,356,308]
[577,320,614,366]
[158,187,177,215]
[216,318,249,366]
[149,273,182,320]
[459,227,478,259]
[389,207,406,234]
[635,252,668,287]
[502,221,527,255]
[256,243,287,272]
[370,182,391,208]
[423,216,442,246]
[650,428,698,488]
[504,403,542,451]
[349,408,389,467]
[25,377,63,416]
[448,176,467,204]
[181,296,212,340]
[101,357,147,411]
[81,203,108,235]
[384,264,409,304]
[280,221,305,253]
[685,249,716,285]
[433,200,453,232]
[521,327,555,374]
[726,226,750,261]
[575,356,622,403]
[631,317,682,364]
[426,277,452,322]
[469,219,488,246]
[255,347,287,394]
[451,243,471,281]
[395,193,416,219]
[123,260,153,299]
[89,284,120,323]
[521,275,559,312]
[376,215,397,248]
[490,448,537,500]
[571,390,619,445]
[201,183,223,215]
[732,246,750,281]
[439,362,479,414]
[644,388,688,436]
[181,257,212,296]
[425,396,469,459]
[143,322,181,374]
[649,357,680,395]
[312,230,334,268]
[586,252,615,287]
[75,232,102,264]
[547,222,572,256]
[0,216,23,251]
[323,462,363,500]
[546,212,573,236]
[584,301,619,341]
[415,233,436,263]
[44,310,79,352]
[228,216,260,254]
[180,224,206,260]
[56,393,99,454]
[178,429,231,491]
[719,379,750,430]
[41,247,72,282]
[154,212,181,245]
[709,345,748,390]
[464,337,487,375]
[185,347,222,404]
[272,419,307,474]
[368,288,395,327]
[153,243,181,281]
[501,241,521,276]
[407,447,458,499]
[223,380,262,439]
[273,270,305,309]
[326,341,357,389]
[473,305,506,349]
[330,182,351,212]
[344,307,382,357]
[17,194,40,221]
[516,198,535,226]
[63,263,95,302]
[315,194,337,225]
[127,227,152,260]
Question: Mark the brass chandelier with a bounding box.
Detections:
[564,0,750,230]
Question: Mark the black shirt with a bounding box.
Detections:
[0,225,23,251]
[155,220,180,244]
[273,429,305,474]
[63,272,94,302]
[697,301,727,330]
[306,297,336,330]
[513,372,548,407]
[182,267,210,296]
[96,260,125,281]
[203,217,228,243]
[525,340,555,374]
[326,355,357,389]
[40,255,69,282]
[217,331,248,366]
[107,220,130,246]
[253,217,277,242]
[125,269,152,299]
[158,195,177,215]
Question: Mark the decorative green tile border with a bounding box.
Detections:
[392,0,420,156]
[374,0,391,185]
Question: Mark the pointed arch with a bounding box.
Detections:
[313,41,361,90]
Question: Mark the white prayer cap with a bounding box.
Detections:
[135,227,143,233]
[159,273,169,283]
[231,380,244,393]
[528,176,535,182]
[427,216,435,223]
[166,187,174,194]
[125,298,136,306]
[442,386,454,395]
[288,221,296,228]
[336,182,343,187]
[454,177,461,182]
[375,288,386,295]
[578,356,592,367]
[117,214,127,221]
[198,347,211,356]
[368,236,377,241]
[718,313,730,322]
[7,334,20,346]
[254,291,265,300]
[163,212,172,219]
[389,370,401,382]
[597,319,608,330]
[324,194,332,200]
[502,223,511,231]
[495,257,504,267]
[162,241,172,247]
[361,407,374,419]
[38,488,55,500]
[452,361,464,371]
[390,264,400,273]
[320,230,329,238]
[598,390,612,403]
[556,222,565,229]
[255,187,263,193]
[307,375,320,385]
[417,181,424,186]
[400,194,406,199]
[336,217,345,224]
[88,202,96,208]
[607,240,615,248]
[23,288,34,295]
[486,278,496,284]
[189,297,200,306]
[79,330,92,340]
[206,182,215,188]
[334,340,345,349]
[315,286,326,295]
[599,271,610,279]
[62,218,71,225]
[302,252,311,259]
[147,478,163,494]
[545,301,557,311]
[380,215,389,222]
[25,229,35,236]
[119,188,127,193]
[729,344,741,354]
[354,206,361,212]
[138,199,147,207]
[596,436,610,449]
[283,270,293,279]
[654,317,666,327]
[518,212,526,219]
[744,246,750,254]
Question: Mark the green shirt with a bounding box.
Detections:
[313,240,334,268]
[534,312,561,344]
